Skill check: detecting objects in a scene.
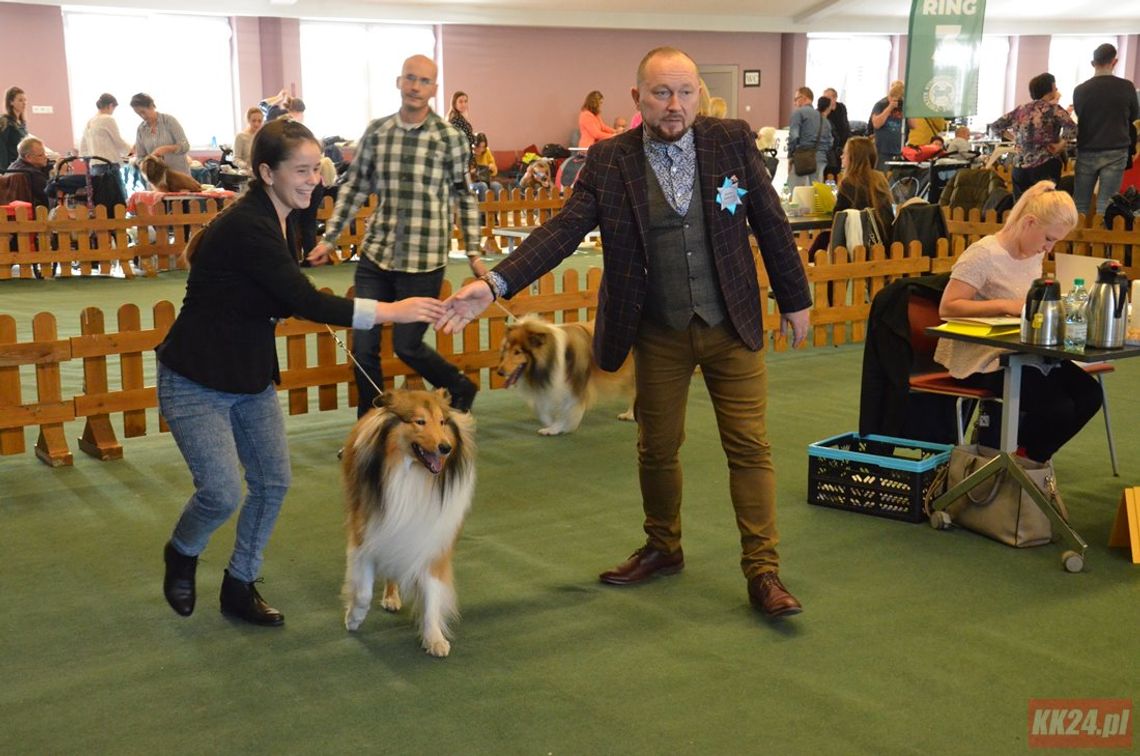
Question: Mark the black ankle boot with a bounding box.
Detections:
[163,541,197,617]
[219,569,284,627]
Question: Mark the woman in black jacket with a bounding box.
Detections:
[157,118,444,627]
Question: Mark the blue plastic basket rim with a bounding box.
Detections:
[808,432,953,473]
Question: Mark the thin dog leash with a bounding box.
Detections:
[321,294,515,406]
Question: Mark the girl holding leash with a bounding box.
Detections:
[157,118,444,627]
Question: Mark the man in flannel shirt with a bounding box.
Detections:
[309,55,482,414]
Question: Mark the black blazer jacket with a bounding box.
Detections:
[157,187,355,393]
[492,117,812,371]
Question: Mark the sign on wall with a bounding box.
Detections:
[904,0,988,118]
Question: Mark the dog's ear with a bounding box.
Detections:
[435,388,452,407]
[527,331,547,349]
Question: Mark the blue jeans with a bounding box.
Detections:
[352,257,462,418]
[471,180,503,200]
[158,363,291,583]
[1073,148,1128,217]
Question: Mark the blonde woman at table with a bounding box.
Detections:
[934,181,1101,462]
[130,92,191,176]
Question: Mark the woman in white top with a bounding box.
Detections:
[934,181,1101,461]
[79,93,131,203]
[232,106,263,171]
[80,93,131,161]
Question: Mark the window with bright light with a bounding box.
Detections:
[299,22,436,142]
[806,35,893,128]
[966,36,1011,129]
[63,10,236,150]
[1049,35,1123,108]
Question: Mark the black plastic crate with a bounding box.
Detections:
[807,433,952,523]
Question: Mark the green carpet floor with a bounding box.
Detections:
[1,260,1138,754]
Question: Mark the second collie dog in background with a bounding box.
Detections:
[495,315,635,435]
[341,389,476,658]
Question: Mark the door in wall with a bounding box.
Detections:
[697,65,738,118]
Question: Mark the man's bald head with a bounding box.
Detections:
[397,54,439,120]
[636,47,698,88]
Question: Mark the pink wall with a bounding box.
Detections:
[1014,36,1051,106]
[3,8,1133,156]
[233,16,264,120]
[0,3,74,156]
[257,17,302,101]
[777,33,808,127]
[440,26,787,149]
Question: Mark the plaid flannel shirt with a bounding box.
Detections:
[322,111,479,272]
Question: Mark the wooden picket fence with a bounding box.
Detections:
[1,188,576,276]
[5,195,1140,465]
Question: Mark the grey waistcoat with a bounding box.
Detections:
[643,159,727,330]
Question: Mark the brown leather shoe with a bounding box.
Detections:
[599,545,684,585]
[748,572,803,618]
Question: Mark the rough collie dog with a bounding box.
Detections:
[341,389,476,657]
[496,315,635,436]
[140,155,202,193]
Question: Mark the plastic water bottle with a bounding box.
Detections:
[1063,278,1088,350]
[210,135,218,149]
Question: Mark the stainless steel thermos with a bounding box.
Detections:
[1086,260,1129,349]
[1021,278,1063,346]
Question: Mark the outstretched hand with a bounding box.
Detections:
[385,297,447,324]
[437,280,494,333]
[306,241,334,266]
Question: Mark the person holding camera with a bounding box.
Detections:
[869,81,906,169]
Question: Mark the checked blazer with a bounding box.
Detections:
[492,116,812,372]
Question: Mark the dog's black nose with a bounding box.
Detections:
[438,443,452,456]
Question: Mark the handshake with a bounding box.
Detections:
[358,277,498,331]
[307,241,499,332]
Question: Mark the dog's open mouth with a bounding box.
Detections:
[502,364,525,389]
[412,443,446,474]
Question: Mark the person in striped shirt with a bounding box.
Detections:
[309,54,483,415]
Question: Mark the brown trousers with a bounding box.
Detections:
[633,319,780,578]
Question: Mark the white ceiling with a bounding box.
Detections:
[24,0,1140,34]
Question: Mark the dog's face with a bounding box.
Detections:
[496,321,553,388]
[383,389,458,475]
[140,155,166,184]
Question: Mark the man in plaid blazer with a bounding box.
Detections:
[444,47,812,618]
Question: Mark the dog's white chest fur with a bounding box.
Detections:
[360,466,474,581]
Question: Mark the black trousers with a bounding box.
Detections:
[1011,158,1062,201]
[351,258,464,418]
[960,361,1102,462]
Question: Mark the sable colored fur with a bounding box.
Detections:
[495,315,635,435]
[341,389,476,658]
[140,155,202,192]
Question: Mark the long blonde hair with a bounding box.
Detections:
[1004,180,1077,231]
